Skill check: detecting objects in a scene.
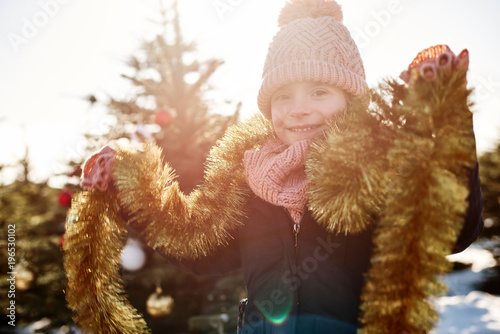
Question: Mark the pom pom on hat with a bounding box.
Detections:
[278,0,343,27]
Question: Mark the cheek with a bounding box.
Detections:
[324,108,342,120]
[271,117,285,138]
[271,107,285,128]
[271,111,289,142]
[322,96,347,119]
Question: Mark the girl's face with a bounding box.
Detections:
[270,81,347,146]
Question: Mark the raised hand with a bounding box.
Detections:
[80,146,116,192]
[399,44,469,84]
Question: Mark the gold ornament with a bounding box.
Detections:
[15,263,37,291]
[146,286,174,318]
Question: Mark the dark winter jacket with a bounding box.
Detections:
[166,163,483,334]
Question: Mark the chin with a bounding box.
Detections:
[286,135,314,145]
[299,130,323,141]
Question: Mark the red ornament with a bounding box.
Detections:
[59,234,64,248]
[154,109,173,127]
[58,191,73,208]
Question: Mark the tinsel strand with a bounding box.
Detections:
[113,114,274,260]
[64,190,150,334]
[306,97,390,234]
[359,70,475,333]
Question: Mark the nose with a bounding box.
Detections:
[288,96,311,117]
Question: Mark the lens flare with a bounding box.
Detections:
[256,290,294,325]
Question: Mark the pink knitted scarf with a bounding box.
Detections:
[244,138,310,224]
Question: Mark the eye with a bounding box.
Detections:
[273,93,290,101]
[312,89,329,97]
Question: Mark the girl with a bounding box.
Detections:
[72,0,483,333]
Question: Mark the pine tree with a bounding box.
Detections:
[0,151,73,331]
[476,142,500,295]
[479,143,500,232]
[103,0,239,192]
[62,1,245,332]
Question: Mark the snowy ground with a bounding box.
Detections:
[433,244,500,334]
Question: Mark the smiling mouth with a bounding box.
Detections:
[289,125,322,132]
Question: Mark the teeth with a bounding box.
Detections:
[290,126,316,132]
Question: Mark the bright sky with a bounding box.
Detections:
[1,0,499,186]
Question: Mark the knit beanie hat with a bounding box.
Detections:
[257,0,367,119]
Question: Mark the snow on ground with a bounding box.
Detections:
[432,243,500,334]
[447,244,498,273]
[434,291,500,334]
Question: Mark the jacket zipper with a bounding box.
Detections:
[293,222,300,250]
[284,208,303,252]
[285,209,304,316]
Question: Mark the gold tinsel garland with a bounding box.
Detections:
[306,100,391,235]
[356,69,476,333]
[63,190,150,334]
[307,68,474,333]
[113,114,273,260]
[63,115,273,333]
[64,69,476,333]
